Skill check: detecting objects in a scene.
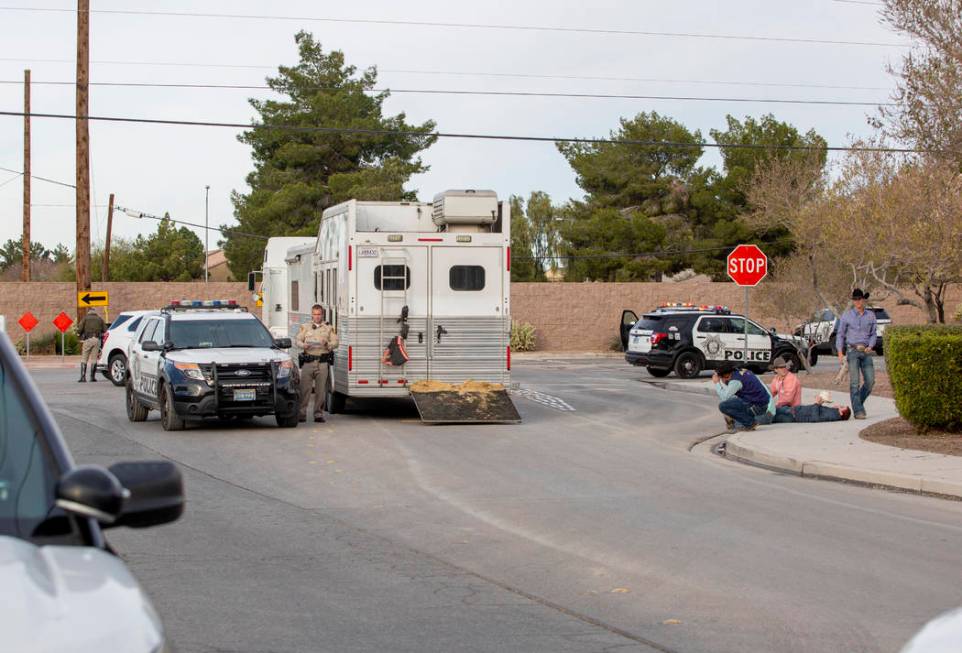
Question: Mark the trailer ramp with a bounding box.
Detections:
[410,380,521,424]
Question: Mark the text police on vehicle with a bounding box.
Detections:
[125,300,301,430]
[621,303,802,379]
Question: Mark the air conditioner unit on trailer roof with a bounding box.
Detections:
[432,189,498,227]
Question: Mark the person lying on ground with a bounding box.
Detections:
[789,391,852,423]
[713,363,775,433]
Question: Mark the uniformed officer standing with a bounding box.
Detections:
[76,307,105,383]
[295,304,339,422]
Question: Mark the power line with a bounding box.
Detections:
[0,59,892,92]
[0,109,938,154]
[0,6,908,48]
[0,165,76,188]
[0,80,892,107]
[116,207,268,241]
[0,170,22,189]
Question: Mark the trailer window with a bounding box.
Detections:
[374,265,411,291]
[449,265,485,291]
[291,281,300,312]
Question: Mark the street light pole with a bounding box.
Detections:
[204,185,210,284]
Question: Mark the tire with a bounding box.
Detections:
[275,410,299,428]
[126,379,149,422]
[646,367,671,378]
[783,351,802,373]
[160,383,186,432]
[673,351,704,379]
[325,371,347,414]
[808,351,819,367]
[107,353,127,386]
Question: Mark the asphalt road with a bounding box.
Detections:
[37,359,960,653]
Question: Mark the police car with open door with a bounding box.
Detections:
[125,300,300,430]
[622,303,802,379]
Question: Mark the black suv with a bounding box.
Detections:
[621,305,802,379]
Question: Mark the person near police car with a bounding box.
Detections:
[767,356,852,422]
[295,304,339,423]
[75,307,105,383]
[713,363,775,432]
[836,288,877,420]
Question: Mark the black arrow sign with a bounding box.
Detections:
[81,293,107,304]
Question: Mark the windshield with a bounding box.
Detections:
[872,308,891,320]
[107,314,133,331]
[0,354,60,541]
[169,318,274,349]
[634,315,668,330]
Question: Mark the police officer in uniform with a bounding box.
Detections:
[295,304,339,422]
[76,307,105,383]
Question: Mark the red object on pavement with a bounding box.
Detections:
[52,311,74,333]
[727,244,768,287]
[18,312,39,332]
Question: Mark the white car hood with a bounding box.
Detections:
[166,347,292,364]
[0,535,163,653]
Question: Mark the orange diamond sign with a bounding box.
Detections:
[18,311,39,332]
[52,311,73,333]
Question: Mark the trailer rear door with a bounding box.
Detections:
[428,246,507,383]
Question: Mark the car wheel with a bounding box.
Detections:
[126,379,149,422]
[808,351,819,367]
[160,383,186,432]
[673,351,704,379]
[108,353,127,386]
[646,367,671,378]
[275,410,299,428]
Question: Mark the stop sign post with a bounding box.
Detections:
[727,244,769,365]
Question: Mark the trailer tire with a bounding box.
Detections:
[327,388,347,414]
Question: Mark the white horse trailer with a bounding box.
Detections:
[291,190,514,418]
[256,237,316,338]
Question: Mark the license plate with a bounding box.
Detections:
[233,389,256,401]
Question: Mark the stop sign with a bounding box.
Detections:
[727,244,768,287]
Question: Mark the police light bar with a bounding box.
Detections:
[167,299,239,308]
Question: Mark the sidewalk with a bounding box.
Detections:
[20,355,82,369]
[648,378,962,499]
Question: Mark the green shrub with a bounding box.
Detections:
[510,321,537,352]
[886,325,962,431]
[16,330,81,355]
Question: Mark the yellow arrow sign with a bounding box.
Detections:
[77,290,109,307]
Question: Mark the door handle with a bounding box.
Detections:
[436,325,448,344]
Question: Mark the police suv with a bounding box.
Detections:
[621,303,803,379]
[125,300,300,430]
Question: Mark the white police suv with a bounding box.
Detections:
[622,303,803,379]
[126,300,300,430]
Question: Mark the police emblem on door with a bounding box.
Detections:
[704,334,724,359]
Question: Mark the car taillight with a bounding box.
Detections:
[101,333,108,346]
[650,332,668,347]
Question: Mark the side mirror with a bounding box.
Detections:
[273,337,292,349]
[106,461,184,529]
[141,341,161,352]
[769,327,777,334]
[247,271,257,292]
[56,465,127,524]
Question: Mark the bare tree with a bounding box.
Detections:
[876,0,962,160]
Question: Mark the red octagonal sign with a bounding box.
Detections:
[727,244,768,287]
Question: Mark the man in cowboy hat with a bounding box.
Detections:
[836,288,877,419]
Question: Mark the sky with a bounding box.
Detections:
[0,0,906,252]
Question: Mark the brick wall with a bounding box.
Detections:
[0,282,254,343]
[2,281,959,350]
[510,282,962,351]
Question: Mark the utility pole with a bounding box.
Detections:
[21,69,30,282]
[205,185,210,283]
[102,193,114,281]
[76,0,91,321]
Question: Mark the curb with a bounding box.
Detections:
[725,436,962,500]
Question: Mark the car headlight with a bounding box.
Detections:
[276,359,293,379]
[173,362,205,381]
